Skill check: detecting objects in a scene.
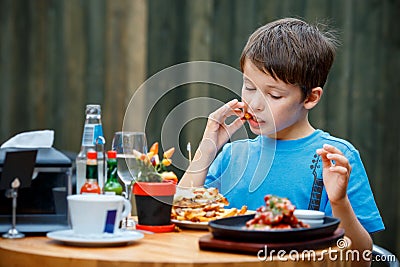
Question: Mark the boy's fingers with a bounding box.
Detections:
[316,148,350,172]
[329,166,350,176]
[326,153,349,167]
[316,148,331,164]
[322,144,344,155]
[226,117,245,136]
[210,100,244,122]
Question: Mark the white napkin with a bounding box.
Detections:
[1,130,54,149]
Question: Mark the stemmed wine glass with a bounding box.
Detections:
[112,131,147,228]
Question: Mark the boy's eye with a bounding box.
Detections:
[269,94,282,99]
[245,86,256,91]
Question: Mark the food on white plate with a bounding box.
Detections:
[245,195,309,230]
[171,187,248,222]
[173,187,229,208]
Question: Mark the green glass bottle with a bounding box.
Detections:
[103,150,123,195]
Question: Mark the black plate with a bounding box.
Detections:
[208,214,340,243]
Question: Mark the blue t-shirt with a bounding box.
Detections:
[205,129,384,233]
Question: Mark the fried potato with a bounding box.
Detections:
[171,205,248,222]
[219,208,238,218]
[238,205,248,215]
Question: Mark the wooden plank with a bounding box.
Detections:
[321,0,352,137]
[124,0,148,136]
[233,0,257,67]
[86,0,106,103]
[46,0,68,149]
[27,0,49,130]
[211,0,233,64]
[0,0,13,142]
[372,0,400,256]
[349,1,377,152]
[304,0,331,132]
[188,0,212,62]
[103,0,129,145]
[62,0,86,151]
[146,0,187,145]
[9,0,30,135]
[186,0,213,101]
[85,0,109,144]
[256,0,284,25]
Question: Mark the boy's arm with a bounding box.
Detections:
[179,139,217,187]
[317,144,372,267]
[179,99,245,187]
[330,197,372,266]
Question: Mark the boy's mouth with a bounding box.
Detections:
[243,112,253,120]
[245,113,263,128]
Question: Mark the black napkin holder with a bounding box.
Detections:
[0,147,72,234]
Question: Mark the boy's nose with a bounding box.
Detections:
[247,91,265,112]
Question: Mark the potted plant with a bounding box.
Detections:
[132,142,178,232]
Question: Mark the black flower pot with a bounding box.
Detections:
[133,181,176,226]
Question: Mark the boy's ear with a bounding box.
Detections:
[304,87,323,110]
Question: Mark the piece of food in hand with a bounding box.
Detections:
[245,195,309,230]
[244,112,253,120]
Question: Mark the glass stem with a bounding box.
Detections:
[124,183,131,227]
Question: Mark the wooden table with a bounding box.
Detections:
[0,229,351,267]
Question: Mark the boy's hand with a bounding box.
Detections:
[202,99,245,153]
[316,144,351,205]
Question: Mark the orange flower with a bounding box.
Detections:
[163,147,175,159]
[161,158,172,166]
[149,142,159,154]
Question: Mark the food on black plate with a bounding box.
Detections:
[245,195,309,230]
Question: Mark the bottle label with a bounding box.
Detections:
[93,124,104,145]
[82,124,104,146]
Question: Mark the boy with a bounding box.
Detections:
[179,18,384,265]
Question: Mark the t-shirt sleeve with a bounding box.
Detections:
[325,149,385,233]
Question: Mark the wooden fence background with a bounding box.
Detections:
[0,0,399,256]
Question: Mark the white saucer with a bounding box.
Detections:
[47,229,144,247]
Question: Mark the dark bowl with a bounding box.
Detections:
[208,214,340,243]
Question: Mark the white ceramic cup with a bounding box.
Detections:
[67,194,131,235]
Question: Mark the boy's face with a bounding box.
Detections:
[241,59,310,139]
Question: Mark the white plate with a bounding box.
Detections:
[300,219,324,227]
[47,229,144,247]
[171,219,209,230]
[294,209,325,220]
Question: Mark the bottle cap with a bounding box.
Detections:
[87,151,97,159]
[107,150,117,159]
[86,104,101,115]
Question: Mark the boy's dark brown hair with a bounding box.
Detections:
[240,18,338,99]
